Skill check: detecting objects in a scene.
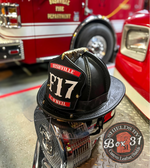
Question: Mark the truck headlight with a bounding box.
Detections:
[121,24,150,61]
[0,3,21,28]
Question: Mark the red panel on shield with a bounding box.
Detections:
[49,94,70,107]
[50,63,81,77]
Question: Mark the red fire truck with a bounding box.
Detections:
[114,8,150,121]
[0,0,146,64]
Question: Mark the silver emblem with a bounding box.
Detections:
[73,12,79,21]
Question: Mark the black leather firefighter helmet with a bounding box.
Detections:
[37,48,125,122]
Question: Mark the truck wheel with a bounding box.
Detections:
[75,23,114,63]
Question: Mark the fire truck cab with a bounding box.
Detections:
[114,7,150,121]
[0,0,146,64]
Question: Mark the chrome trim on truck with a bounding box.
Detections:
[0,37,24,63]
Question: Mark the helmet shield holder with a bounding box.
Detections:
[23,48,125,168]
[33,106,115,168]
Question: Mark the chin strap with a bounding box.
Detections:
[61,47,88,62]
[90,117,104,136]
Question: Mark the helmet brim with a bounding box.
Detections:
[37,76,125,122]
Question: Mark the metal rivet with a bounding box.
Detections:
[42,100,45,104]
[47,84,50,87]
[76,94,79,98]
[70,114,73,118]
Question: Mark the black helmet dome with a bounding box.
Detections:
[37,48,125,121]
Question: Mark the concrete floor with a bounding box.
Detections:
[0,90,37,168]
[0,62,49,168]
[0,63,47,168]
[0,63,48,95]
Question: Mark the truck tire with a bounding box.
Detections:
[75,23,114,63]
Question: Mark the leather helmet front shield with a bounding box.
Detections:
[45,55,86,110]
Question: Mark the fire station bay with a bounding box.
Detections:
[0,0,149,168]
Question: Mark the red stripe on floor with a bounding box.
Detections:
[107,65,115,69]
[0,85,42,99]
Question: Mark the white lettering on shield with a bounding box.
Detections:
[49,72,78,99]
